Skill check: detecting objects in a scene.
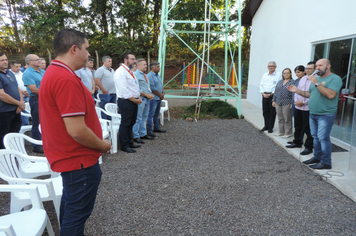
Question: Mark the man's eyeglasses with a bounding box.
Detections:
[30,59,41,61]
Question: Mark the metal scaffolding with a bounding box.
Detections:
[158,0,242,117]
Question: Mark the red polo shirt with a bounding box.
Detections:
[39,60,102,172]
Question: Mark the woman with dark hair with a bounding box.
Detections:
[286,63,314,155]
[272,68,295,138]
[291,65,306,115]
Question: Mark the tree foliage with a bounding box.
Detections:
[0,0,249,73]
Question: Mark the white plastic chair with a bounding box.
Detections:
[99,105,121,154]
[98,118,111,164]
[160,100,170,126]
[3,133,57,179]
[0,185,55,236]
[0,149,62,225]
[94,93,100,107]
[20,102,32,134]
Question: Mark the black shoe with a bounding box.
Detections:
[141,135,154,140]
[300,148,313,155]
[33,146,44,153]
[287,141,293,144]
[260,127,268,132]
[153,129,166,133]
[121,147,136,153]
[286,143,302,148]
[302,157,320,165]
[133,138,145,144]
[147,132,156,137]
[309,162,331,169]
[268,129,273,133]
[130,144,141,148]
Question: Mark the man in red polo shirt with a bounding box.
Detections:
[39,29,111,236]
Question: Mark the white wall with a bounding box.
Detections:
[246,0,356,107]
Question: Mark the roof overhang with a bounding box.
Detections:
[241,0,264,27]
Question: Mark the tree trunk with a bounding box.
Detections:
[56,0,65,28]
[152,0,161,47]
[5,0,21,44]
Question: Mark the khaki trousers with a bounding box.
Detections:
[275,104,293,135]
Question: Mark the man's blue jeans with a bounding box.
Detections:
[21,96,29,125]
[60,162,102,236]
[309,113,336,166]
[99,93,117,119]
[133,97,150,138]
[147,100,161,132]
[29,96,41,147]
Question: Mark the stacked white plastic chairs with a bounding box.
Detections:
[0,149,62,225]
[0,185,55,236]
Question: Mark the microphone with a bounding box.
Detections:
[311,70,319,76]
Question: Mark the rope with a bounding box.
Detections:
[195,0,209,120]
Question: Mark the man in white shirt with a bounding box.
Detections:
[259,61,282,133]
[10,60,29,125]
[114,52,142,153]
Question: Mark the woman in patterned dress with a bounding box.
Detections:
[272,68,295,137]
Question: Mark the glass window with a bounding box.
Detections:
[327,38,354,143]
[328,39,352,81]
[313,43,326,61]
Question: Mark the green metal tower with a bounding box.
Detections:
[157,0,242,117]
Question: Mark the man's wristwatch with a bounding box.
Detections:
[315,82,321,87]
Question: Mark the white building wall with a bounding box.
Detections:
[246,0,356,107]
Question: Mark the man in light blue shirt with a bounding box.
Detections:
[22,54,45,153]
[132,59,155,144]
[147,62,166,136]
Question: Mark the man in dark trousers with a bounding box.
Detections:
[39,29,111,236]
[259,61,282,133]
[114,52,142,153]
[0,51,24,149]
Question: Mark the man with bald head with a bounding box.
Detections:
[22,54,45,153]
[288,59,342,169]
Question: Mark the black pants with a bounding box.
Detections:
[0,111,21,149]
[293,108,313,149]
[117,98,138,149]
[262,96,276,130]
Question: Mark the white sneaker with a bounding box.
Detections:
[274,133,283,136]
[283,134,292,138]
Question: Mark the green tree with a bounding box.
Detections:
[18,0,84,53]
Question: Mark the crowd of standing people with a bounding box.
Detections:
[259,59,342,170]
[0,28,168,235]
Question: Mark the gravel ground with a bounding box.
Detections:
[1,119,356,235]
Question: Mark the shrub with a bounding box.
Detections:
[186,100,239,119]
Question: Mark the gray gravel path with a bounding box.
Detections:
[86,119,356,235]
[1,119,355,235]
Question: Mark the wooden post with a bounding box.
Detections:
[95,50,99,69]
[46,48,51,63]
